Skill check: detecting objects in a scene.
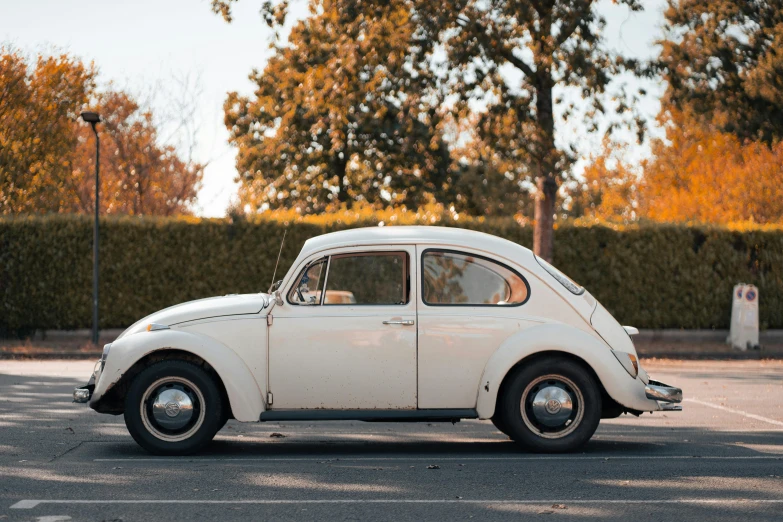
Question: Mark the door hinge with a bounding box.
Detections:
[267,314,273,327]
[267,392,273,406]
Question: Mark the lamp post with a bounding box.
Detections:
[80,111,101,346]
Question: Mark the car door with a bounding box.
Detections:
[268,246,417,410]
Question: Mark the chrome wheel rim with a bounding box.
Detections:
[140,377,205,442]
[520,374,584,439]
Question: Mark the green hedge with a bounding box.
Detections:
[1,215,782,333]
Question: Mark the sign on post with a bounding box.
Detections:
[728,283,760,351]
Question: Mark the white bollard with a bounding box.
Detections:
[728,283,760,351]
[728,283,745,349]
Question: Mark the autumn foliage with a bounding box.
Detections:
[0,48,202,216]
[574,111,783,225]
[641,115,783,224]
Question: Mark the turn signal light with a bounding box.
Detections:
[612,351,639,378]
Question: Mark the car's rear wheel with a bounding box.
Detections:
[499,356,601,453]
[124,360,224,455]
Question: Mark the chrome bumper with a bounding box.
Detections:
[645,379,683,411]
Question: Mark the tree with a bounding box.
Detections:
[566,110,783,225]
[638,110,783,224]
[221,0,451,214]
[69,91,203,216]
[567,143,638,223]
[417,0,645,260]
[659,0,783,144]
[0,47,203,216]
[0,49,94,214]
[448,114,534,217]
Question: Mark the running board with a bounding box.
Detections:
[259,408,478,422]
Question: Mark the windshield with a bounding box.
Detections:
[535,255,585,295]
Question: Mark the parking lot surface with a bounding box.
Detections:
[1,359,782,521]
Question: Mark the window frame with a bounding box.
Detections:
[287,250,411,307]
[286,257,328,306]
[420,248,531,308]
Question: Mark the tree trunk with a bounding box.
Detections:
[334,152,349,205]
[533,73,556,262]
[533,174,557,262]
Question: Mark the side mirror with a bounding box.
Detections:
[270,279,283,292]
[274,289,284,306]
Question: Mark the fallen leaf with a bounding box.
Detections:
[426,465,440,470]
[270,432,286,438]
[552,503,567,509]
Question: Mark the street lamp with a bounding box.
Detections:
[80,111,101,346]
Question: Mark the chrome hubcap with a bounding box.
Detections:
[151,388,194,430]
[141,377,205,442]
[521,375,584,439]
[531,386,573,427]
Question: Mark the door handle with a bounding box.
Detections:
[383,319,415,326]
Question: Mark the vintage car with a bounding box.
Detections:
[74,226,682,455]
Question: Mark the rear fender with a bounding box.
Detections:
[475,323,659,418]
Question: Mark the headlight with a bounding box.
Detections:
[100,343,112,372]
[612,351,638,378]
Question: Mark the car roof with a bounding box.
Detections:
[301,226,532,262]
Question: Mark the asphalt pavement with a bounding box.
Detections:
[1,359,782,521]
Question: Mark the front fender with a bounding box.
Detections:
[92,329,265,422]
[475,323,660,419]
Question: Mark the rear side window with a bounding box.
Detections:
[422,249,529,306]
[324,252,408,305]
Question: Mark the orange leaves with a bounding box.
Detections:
[640,114,783,224]
[570,108,783,226]
[0,48,202,216]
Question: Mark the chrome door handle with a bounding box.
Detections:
[383,320,414,326]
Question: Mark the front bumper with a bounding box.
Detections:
[645,379,683,411]
[73,358,102,403]
[73,374,95,403]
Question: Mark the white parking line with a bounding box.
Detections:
[11,499,783,509]
[685,398,783,428]
[92,455,783,462]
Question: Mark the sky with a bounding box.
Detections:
[1,0,667,217]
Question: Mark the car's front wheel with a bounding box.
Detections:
[498,356,601,453]
[124,360,225,455]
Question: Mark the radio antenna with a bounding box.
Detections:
[268,229,287,293]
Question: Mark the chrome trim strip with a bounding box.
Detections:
[147,323,170,332]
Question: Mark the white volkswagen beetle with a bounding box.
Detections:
[74,226,682,455]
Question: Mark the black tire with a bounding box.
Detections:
[124,360,225,455]
[491,414,512,439]
[499,356,601,453]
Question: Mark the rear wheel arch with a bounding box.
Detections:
[492,350,622,421]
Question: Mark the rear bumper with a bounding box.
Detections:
[645,379,683,411]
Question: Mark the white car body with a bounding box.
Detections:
[90,227,680,422]
[85,226,681,426]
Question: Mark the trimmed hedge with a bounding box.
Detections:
[1,214,782,333]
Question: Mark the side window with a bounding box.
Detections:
[288,258,327,305]
[324,252,408,305]
[422,250,529,306]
